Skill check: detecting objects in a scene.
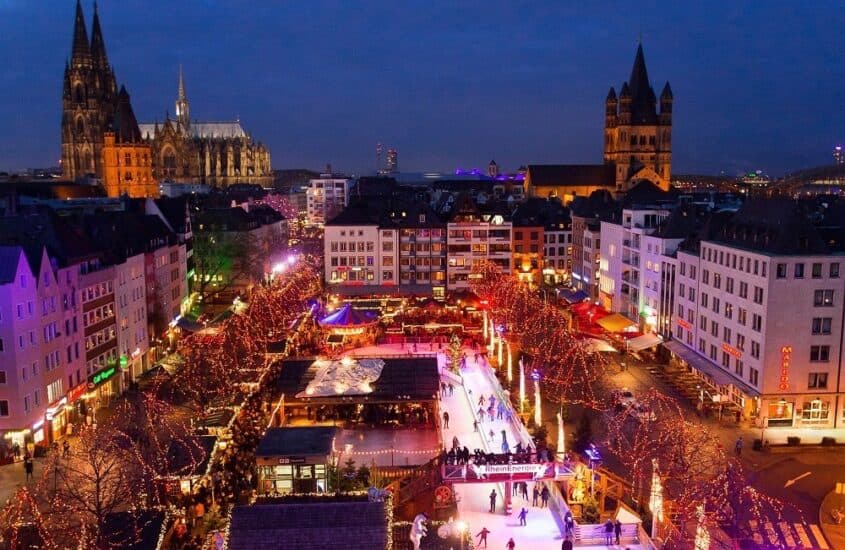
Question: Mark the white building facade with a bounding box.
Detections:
[306,176,356,226]
[671,241,845,438]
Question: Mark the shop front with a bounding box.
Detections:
[255,426,336,496]
[762,396,836,429]
[84,361,122,420]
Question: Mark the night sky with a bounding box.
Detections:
[0,1,842,176]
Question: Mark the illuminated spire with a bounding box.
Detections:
[71,0,90,61]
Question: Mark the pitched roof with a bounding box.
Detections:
[325,202,379,226]
[653,204,711,240]
[0,247,24,285]
[277,357,439,403]
[621,180,678,208]
[527,164,616,188]
[255,427,337,457]
[111,87,143,143]
[318,304,377,327]
[627,43,659,125]
[228,500,388,550]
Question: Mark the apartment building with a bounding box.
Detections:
[324,205,399,290]
[393,203,447,300]
[306,174,356,226]
[598,182,676,320]
[446,200,512,291]
[570,191,616,299]
[668,199,845,437]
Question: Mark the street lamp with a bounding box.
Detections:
[531,369,542,427]
[506,342,513,383]
[649,458,663,542]
[519,358,526,414]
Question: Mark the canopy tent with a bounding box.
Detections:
[584,338,618,352]
[560,289,590,305]
[614,502,643,524]
[318,304,377,327]
[597,313,638,333]
[626,333,663,352]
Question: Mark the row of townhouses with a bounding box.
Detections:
[593,183,845,437]
[323,194,573,298]
[0,200,190,452]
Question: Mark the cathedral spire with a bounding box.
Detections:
[90,1,109,69]
[629,43,651,101]
[71,0,90,62]
[178,64,186,100]
[175,66,190,132]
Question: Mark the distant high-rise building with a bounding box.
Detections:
[604,43,672,191]
[386,149,399,173]
[834,145,844,165]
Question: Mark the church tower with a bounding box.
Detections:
[175,65,190,133]
[603,43,672,191]
[61,1,118,180]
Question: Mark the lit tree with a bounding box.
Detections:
[192,229,261,300]
[0,487,57,550]
[41,425,148,549]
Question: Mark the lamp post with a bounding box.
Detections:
[649,458,663,542]
[531,369,542,427]
[556,409,565,458]
[496,325,504,365]
[519,359,526,414]
[506,343,513,383]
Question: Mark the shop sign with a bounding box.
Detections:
[779,346,793,391]
[67,384,87,403]
[721,343,742,359]
[45,397,68,420]
[119,355,129,370]
[278,456,306,464]
[89,366,117,387]
[678,319,693,330]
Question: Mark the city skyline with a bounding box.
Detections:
[0,1,843,176]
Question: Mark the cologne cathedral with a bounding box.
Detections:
[61,1,272,194]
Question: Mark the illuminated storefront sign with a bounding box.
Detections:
[678,319,692,330]
[721,343,742,359]
[89,366,117,387]
[779,346,793,391]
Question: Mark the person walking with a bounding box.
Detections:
[614,519,622,545]
[520,481,528,501]
[473,420,479,432]
[448,383,454,396]
[489,489,498,513]
[532,485,540,507]
[441,382,447,397]
[518,507,528,526]
[479,395,486,407]
[735,436,743,457]
[497,401,506,420]
[195,501,205,528]
[512,482,519,496]
[62,440,70,458]
[540,485,550,508]
[604,519,614,545]
[12,442,20,461]
[506,538,516,550]
[564,511,574,537]
[476,527,491,548]
[443,411,450,429]
[23,455,33,481]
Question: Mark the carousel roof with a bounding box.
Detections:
[319,304,377,327]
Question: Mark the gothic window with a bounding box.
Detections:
[75,117,85,137]
[162,148,177,178]
[74,83,84,103]
[630,135,636,146]
[639,136,646,145]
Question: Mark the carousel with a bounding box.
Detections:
[318,304,379,349]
